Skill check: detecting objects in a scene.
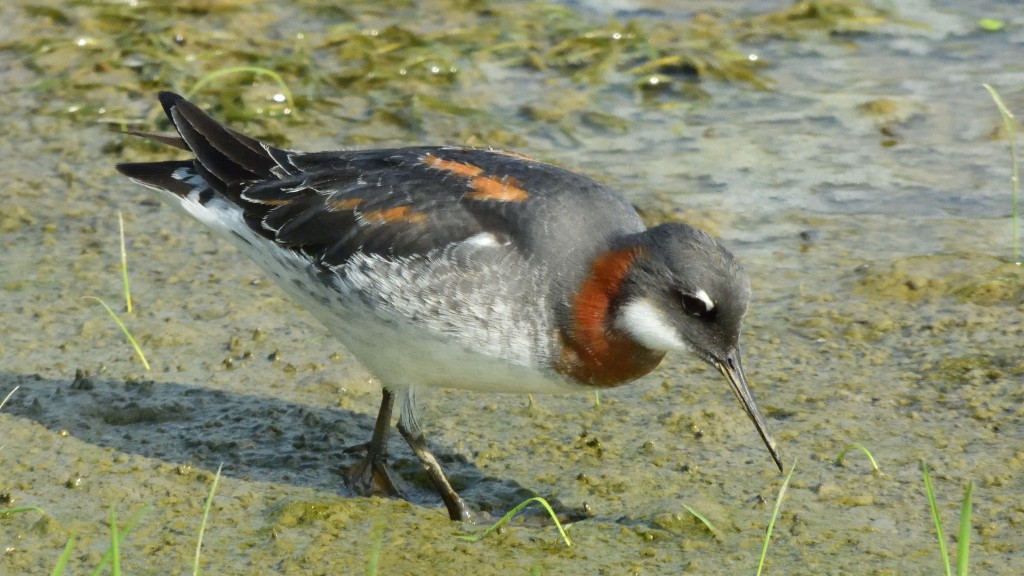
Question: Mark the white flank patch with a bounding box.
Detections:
[171,166,210,203]
[462,232,503,247]
[616,298,688,352]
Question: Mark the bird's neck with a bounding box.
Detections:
[554,245,665,387]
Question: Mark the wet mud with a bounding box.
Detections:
[2,0,1024,574]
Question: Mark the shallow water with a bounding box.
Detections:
[2,0,1023,574]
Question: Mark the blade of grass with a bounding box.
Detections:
[145,66,296,126]
[366,518,385,576]
[118,212,132,314]
[978,18,1005,32]
[835,443,880,472]
[456,496,573,547]
[109,507,121,576]
[756,458,797,576]
[49,536,76,576]
[922,460,952,576]
[0,385,18,450]
[957,481,973,576]
[983,83,1020,264]
[1,506,47,517]
[0,385,18,411]
[85,296,151,370]
[189,66,295,114]
[88,505,148,576]
[680,502,717,536]
[193,463,223,576]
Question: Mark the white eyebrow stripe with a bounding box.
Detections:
[693,289,714,311]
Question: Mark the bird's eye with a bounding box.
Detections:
[680,289,716,320]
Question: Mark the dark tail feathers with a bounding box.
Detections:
[116,92,287,200]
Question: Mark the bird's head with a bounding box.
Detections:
[613,222,783,471]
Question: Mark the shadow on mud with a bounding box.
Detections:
[0,370,561,519]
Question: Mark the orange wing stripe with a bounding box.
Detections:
[423,154,484,178]
[363,205,428,224]
[422,153,529,202]
[327,197,364,210]
[466,175,529,202]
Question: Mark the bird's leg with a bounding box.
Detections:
[396,418,471,522]
[347,389,405,497]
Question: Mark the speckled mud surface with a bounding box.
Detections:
[3,1,1024,574]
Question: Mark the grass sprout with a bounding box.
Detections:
[49,536,76,576]
[1,383,19,450]
[756,458,797,576]
[978,18,1005,32]
[922,461,974,576]
[0,384,19,451]
[456,496,573,547]
[1,506,47,518]
[835,443,880,472]
[85,297,151,370]
[922,461,951,576]
[0,385,18,412]
[680,502,717,536]
[109,507,121,576]
[193,463,223,576]
[86,213,151,369]
[958,480,974,576]
[366,518,386,576]
[46,491,224,575]
[64,505,149,576]
[118,212,132,314]
[983,83,1020,264]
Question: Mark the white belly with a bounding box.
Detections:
[193,198,583,395]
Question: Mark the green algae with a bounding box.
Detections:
[734,0,898,41]
[268,496,360,528]
[856,254,1024,305]
[1,0,899,145]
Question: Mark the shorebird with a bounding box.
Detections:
[117,92,782,521]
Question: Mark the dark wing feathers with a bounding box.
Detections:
[118,92,492,267]
[118,91,633,269]
[254,155,485,264]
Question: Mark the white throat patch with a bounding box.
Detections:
[616,298,688,352]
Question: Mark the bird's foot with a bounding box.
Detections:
[346,451,406,498]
